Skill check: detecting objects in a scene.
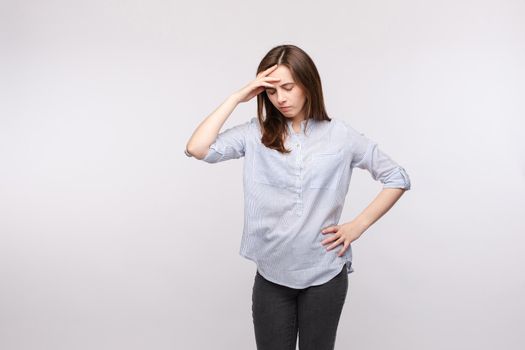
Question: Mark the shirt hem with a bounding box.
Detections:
[240,251,354,289]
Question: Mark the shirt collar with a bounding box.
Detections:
[286,118,315,134]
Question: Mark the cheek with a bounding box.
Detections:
[294,91,306,104]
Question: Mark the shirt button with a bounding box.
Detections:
[296,143,300,148]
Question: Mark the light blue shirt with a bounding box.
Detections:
[185,117,411,288]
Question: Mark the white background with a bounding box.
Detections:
[1,0,524,349]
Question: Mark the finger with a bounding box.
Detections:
[265,64,278,72]
[260,82,277,89]
[338,241,350,257]
[321,226,337,234]
[326,237,343,251]
[257,64,278,78]
[258,78,280,87]
[321,234,338,245]
[262,76,281,81]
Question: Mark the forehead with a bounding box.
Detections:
[267,65,294,81]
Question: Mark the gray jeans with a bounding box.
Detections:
[251,264,348,350]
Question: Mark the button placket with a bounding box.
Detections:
[294,136,303,216]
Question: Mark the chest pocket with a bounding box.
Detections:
[309,150,345,190]
[252,145,290,188]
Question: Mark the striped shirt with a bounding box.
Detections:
[185,117,411,288]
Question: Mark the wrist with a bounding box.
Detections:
[349,216,371,233]
[228,92,242,105]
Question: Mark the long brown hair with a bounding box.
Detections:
[256,44,331,153]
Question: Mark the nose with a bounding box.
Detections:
[277,91,286,104]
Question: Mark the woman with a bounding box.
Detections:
[185,44,411,350]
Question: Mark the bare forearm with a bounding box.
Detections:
[351,188,406,232]
[185,93,242,159]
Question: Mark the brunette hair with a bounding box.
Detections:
[256,44,331,153]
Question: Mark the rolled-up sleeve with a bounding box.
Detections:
[185,118,253,163]
[347,126,411,190]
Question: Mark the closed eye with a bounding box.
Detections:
[266,86,293,95]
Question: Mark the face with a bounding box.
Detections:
[265,65,307,121]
